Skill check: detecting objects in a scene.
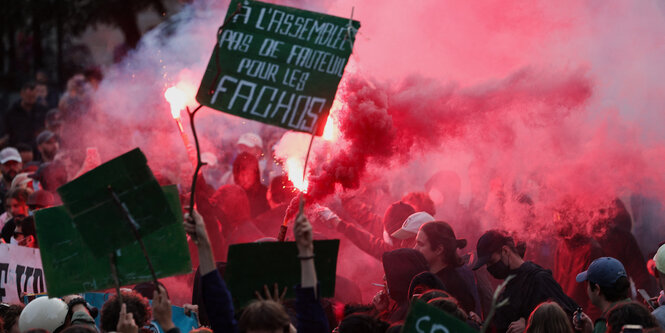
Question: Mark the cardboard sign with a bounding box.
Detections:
[57,148,177,257]
[34,185,191,297]
[0,244,46,303]
[402,300,478,333]
[196,0,360,135]
[225,239,339,306]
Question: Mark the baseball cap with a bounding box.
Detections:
[0,147,22,164]
[654,244,665,274]
[36,130,56,145]
[576,257,627,286]
[472,230,512,270]
[27,190,55,208]
[391,212,435,239]
[237,133,263,149]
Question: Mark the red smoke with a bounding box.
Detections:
[304,69,592,205]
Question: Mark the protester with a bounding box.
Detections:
[210,184,265,258]
[100,291,152,333]
[525,301,574,333]
[401,192,436,217]
[472,229,578,333]
[553,206,604,320]
[573,257,632,333]
[232,152,269,218]
[312,201,416,260]
[606,302,659,333]
[3,82,48,149]
[0,147,23,214]
[1,304,24,333]
[381,248,429,322]
[414,221,480,314]
[1,187,31,240]
[252,175,297,236]
[35,130,59,164]
[651,244,665,329]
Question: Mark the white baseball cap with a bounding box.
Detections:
[237,133,263,149]
[391,212,435,240]
[0,147,22,164]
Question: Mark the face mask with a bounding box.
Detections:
[487,257,511,280]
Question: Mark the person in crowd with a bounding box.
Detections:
[427,297,470,323]
[414,221,480,314]
[606,302,660,333]
[232,152,269,218]
[650,244,665,329]
[573,257,632,333]
[59,74,92,122]
[407,271,447,300]
[15,144,35,170]
[593,199,658,295]
[391,212,435,242]
[252,175,297,236]
[3,82,48,149]
[100,291,152,333]
[1,304,24,333]
[553,203,604,320]
[1,187,31,239]
[525,301,574,333]
[472,229,578,333]
[311,201,416,260]
[184,201,330,332]
[0,147,23,215]
[18,295,96,333]
[381,248,429,322]
[35,130,59,164]
[27,190,55,212]
[401,192,436,217]
[210,184,265,259]
[44,109,62,137]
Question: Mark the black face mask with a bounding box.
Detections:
[487,258,511,280]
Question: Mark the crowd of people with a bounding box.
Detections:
[1,69,665,333]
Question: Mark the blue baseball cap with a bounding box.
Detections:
[576,257,627,286]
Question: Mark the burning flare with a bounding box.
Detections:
[164,86,187,119]
[286,157,308,193]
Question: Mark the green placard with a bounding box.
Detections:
[34,185,191,297]
[402,300,478,333]
[196,0,360,135]
[225,239,339,307]
[57,148,177,257]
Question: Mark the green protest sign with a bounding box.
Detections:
[57,148,177,257]
[196,0,360,135]
[402,300,478,333]
[224,239,339,307]
[34,185,191,297]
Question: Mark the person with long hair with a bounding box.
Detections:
[414,221,480,314]
[525,302,574,333]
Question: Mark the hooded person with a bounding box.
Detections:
[252,175,297,236]
[211,184,265,259]
[310,201,417,260]
[232,152,269,218]
[381,248,429,323]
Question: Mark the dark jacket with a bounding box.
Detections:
[201,270,238,333]
[493,261,578,333]
[435,265,480,315]
[295,284,330,333]
[382,249,429,322]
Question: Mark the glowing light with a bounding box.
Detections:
[286,158,308,192]
[322,99,342,141]
[164,86,187,119]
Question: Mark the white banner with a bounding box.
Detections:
[0,243,46,304]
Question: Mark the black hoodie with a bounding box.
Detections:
[382,248,429,322]
[493,261,578,333]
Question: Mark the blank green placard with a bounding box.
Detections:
[225,240,339,307]
[57,148,177,257]
[35,185,192,297]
